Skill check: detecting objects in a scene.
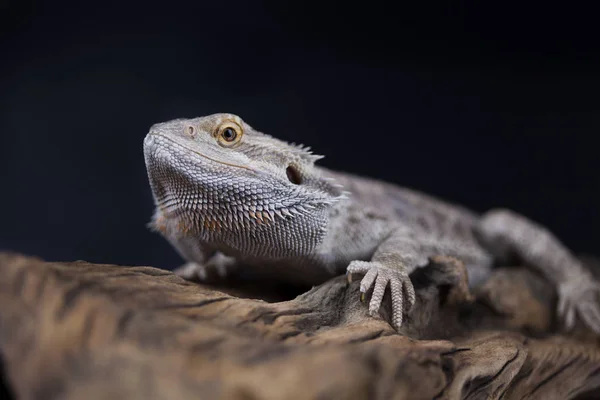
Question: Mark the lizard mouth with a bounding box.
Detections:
[145,132,256,173]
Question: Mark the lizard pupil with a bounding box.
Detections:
[223,128,236,141]
[286,165,302,185]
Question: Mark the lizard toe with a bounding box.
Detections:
[347,260,372,275]
[369,271,389,316]
[579,302,600,334]
[390,276,404,329]
[359,267,378,293]
[403,275,416,311]
[558,277,600,334]
[564,301,576,330]
[174,262,208,281]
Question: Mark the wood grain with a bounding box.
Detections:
[1,252,600,400]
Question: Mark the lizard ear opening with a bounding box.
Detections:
[286,165,302,185]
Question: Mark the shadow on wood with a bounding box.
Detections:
[1,252,600,399]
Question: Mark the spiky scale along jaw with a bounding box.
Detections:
[143,113,346,260]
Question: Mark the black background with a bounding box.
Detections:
[1,1,599,270]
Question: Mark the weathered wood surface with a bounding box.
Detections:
[1,252,600,400]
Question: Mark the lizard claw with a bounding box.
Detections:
[347,260,416,330]
[558,275,600,334]
[346,271,353,284]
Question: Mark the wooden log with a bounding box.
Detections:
[1,252,599,400]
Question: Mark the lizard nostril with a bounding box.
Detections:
[286,165,302,185]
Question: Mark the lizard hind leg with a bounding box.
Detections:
[476,208,600,334]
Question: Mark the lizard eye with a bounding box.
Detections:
[216,122,243,147]
[286,165,302,185]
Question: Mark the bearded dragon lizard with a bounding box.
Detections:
[143,113,600,332]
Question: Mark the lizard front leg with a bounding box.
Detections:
[347,226,429,329]
[477,208,600,333]
[160,225,238,282]
[174,252,238,282]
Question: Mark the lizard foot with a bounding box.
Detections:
[347,260,416,330]
[558,274,600,334]
[174,253,237,282]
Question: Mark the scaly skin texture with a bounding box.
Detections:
[144,113,600,332]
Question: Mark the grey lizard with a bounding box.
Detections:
[143,113,600,332]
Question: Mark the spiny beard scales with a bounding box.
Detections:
[146,137,342,259]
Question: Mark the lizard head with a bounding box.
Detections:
[143,113,345,259]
